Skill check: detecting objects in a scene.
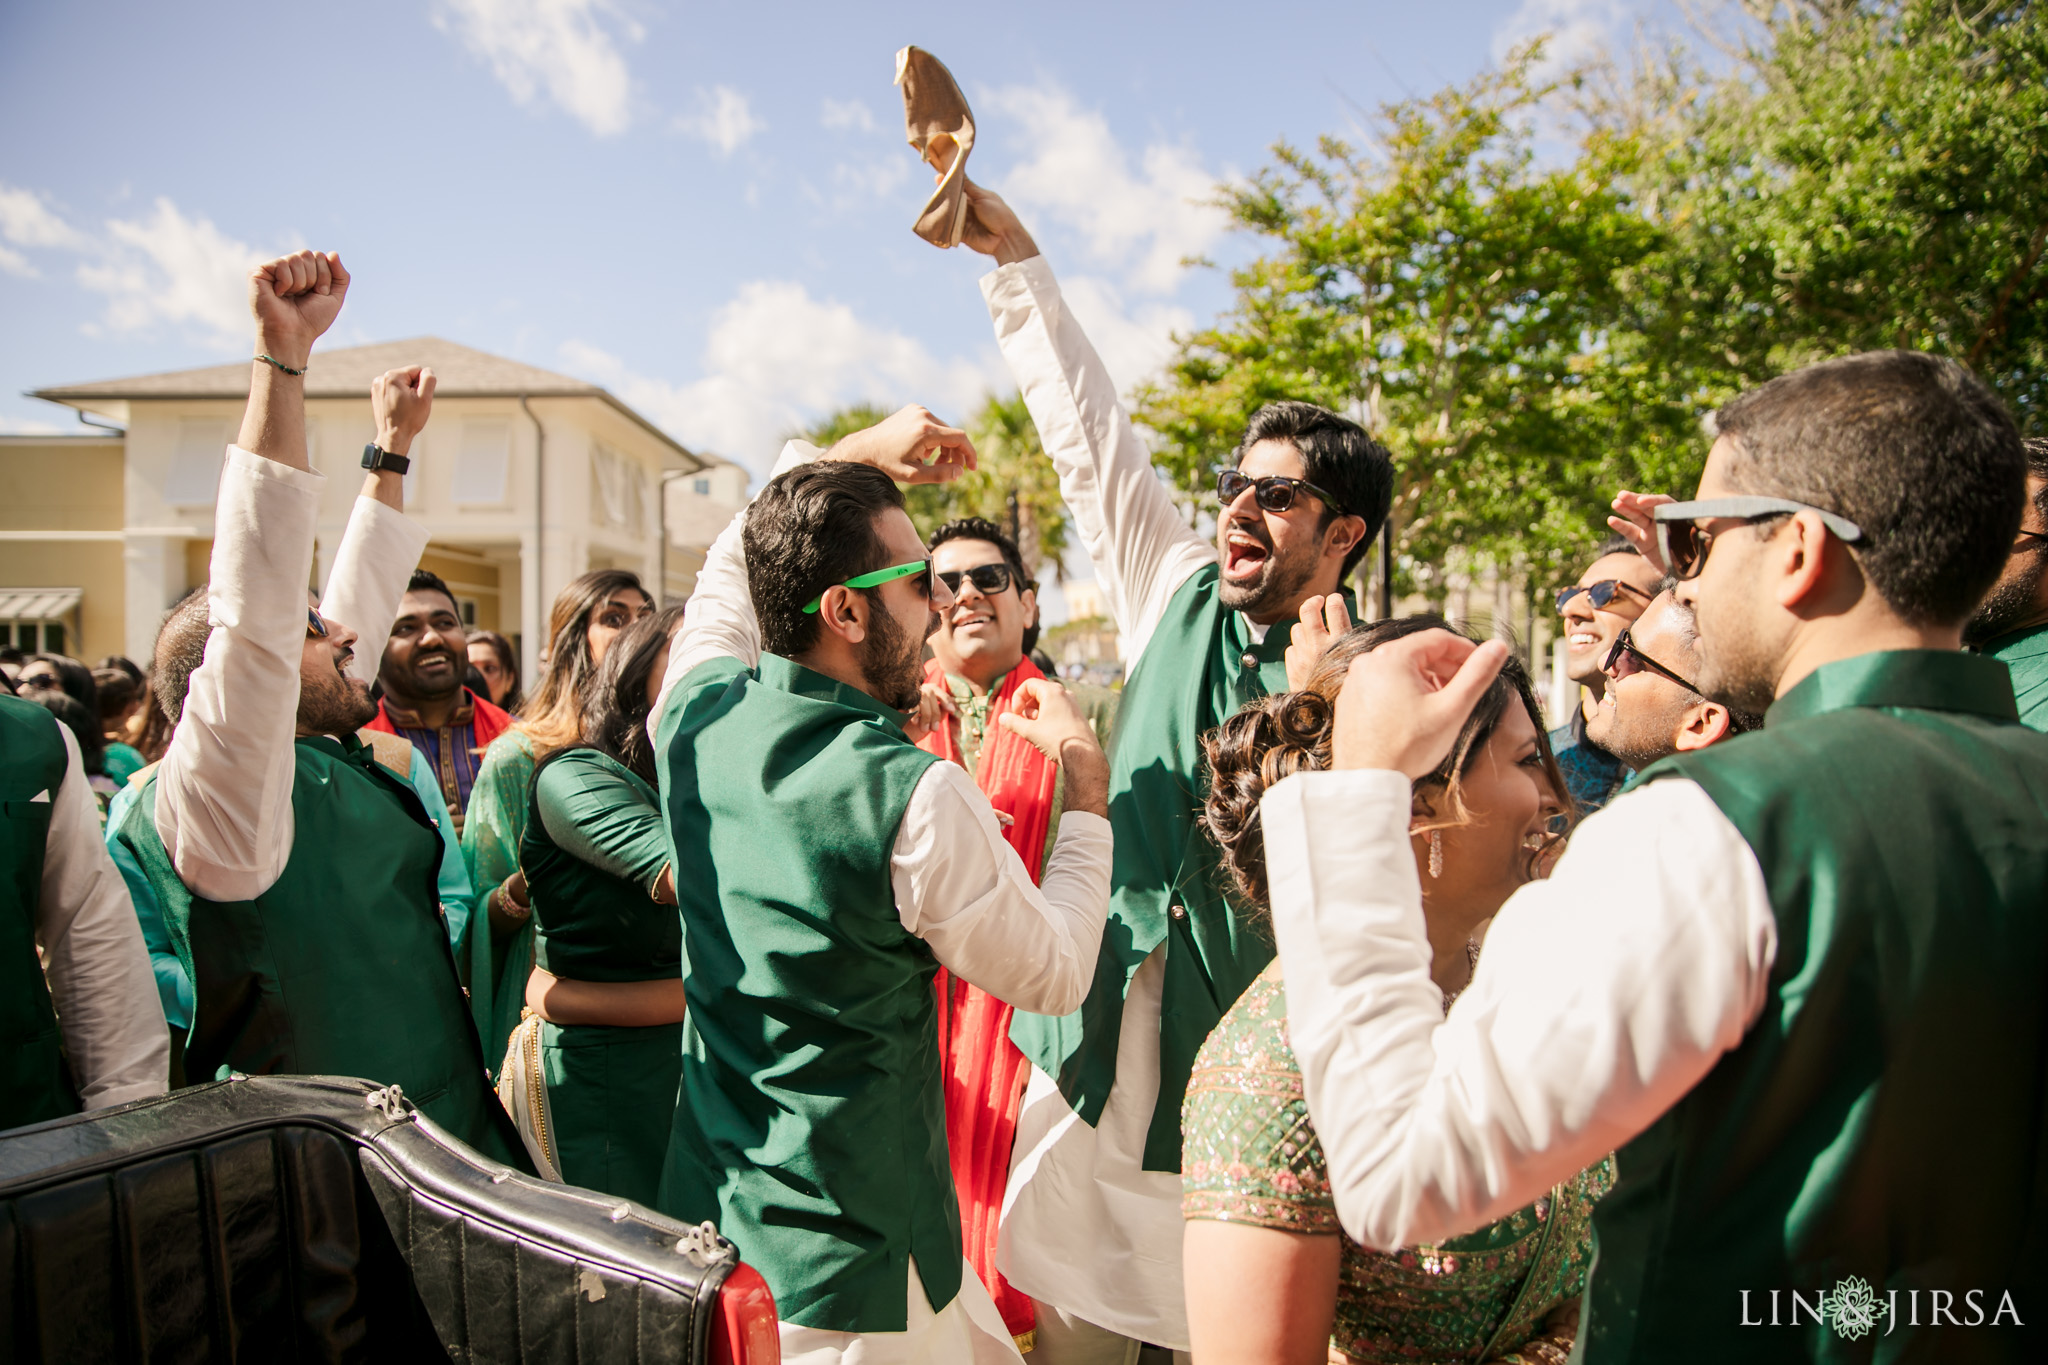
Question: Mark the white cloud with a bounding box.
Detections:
[561,280,996,474]
[75,198,287,345]
[674,86,764,157]
[1492,0,1630,72]
[830,154,911,205]
[983,83,1229,297]
[0,184,87,253]
[437,0,640,136]
[821,98,878,134]
[0,244,33,278]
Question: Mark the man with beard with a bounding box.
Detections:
[1584,588,1761,771]
[1965,437,2048,727]
[1264,350,2048,1360]
[649,407,1115,1364]
[112,250,522,1167]
[367,567,514,834]
[943,183,1391,1362]
[1551,538,1664,810]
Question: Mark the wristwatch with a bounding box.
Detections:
[361,442,411,475]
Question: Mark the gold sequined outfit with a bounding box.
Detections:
[1182,960,1613,1364]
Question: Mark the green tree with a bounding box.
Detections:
[1133,45,1705,599]
[1625,0,2047,430]
[799,393,1071,582]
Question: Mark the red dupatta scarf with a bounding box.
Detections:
[916,656,1055,1347]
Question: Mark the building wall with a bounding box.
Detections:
[0,436,128,659]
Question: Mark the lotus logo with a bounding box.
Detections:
[1821,1276,1881,1341]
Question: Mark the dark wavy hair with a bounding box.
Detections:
[521,569,648,754]
[579,604,686,783]
[743,462,905,657]
[1202,615,1569,909]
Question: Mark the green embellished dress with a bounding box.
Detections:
[521,746,683,1206]
[1183,961,1612,1363]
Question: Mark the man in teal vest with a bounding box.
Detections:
[0,688,165,1132]
[651,406,1116,1363]
[1965,436,2048,727]
[944,182,1394,1359]
[111,248,521,1169]
[1265,350,2047,1360]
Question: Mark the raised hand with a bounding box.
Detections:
[249,250,349,371]
[957,182,1040,266]
[823,404,979,484]
[900,679,960,746]
[1330,630,1509,779]
[1608,491,1677,573]
[997,676,1109,816]
[372,366,437,456]
[1285,593,1353,691]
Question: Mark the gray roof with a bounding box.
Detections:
[31,337,705,468]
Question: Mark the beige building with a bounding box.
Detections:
[9,338,741,680]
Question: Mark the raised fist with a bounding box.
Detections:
[372,366,437,455]
[249,250,349,371]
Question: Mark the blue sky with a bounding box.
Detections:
[1,0,1667,476]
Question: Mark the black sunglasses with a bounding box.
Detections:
[1555,579,1652,613]
[1653,497,1865,582]
[1216,469,1348,516]
[937,563,1018,597]
[306,608,329,640]
[1604,627,1700,695]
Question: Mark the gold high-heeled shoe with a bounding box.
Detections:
[896,45,977,248]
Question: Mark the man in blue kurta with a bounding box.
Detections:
[649,407,1117,1364]
[1266,350,2048,1361]
[1965,436,2048,727]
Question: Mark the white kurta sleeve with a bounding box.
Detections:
[980,257,1214,663]
[319,495,432,681]
[39,724,168,1108]
[1262,771,1779,1250]
[652,440,822,728]
[891,761,1112,1016]
[153,446,325,903]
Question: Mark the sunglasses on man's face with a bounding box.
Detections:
[1555,579,1651,614]
[937,563,1017,598]
[1653,496,1866,582]
[1603,627,1701,695]
[1216,469,1348,516]
[306,608,330,640]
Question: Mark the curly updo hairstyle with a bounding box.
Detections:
[1201,614,1569,909]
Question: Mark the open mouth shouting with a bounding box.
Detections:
[1222,524,1272,581]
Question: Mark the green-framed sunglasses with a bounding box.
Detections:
[802,559,932,614]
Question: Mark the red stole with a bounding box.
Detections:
[917,657,1054,1346]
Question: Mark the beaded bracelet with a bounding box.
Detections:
[256,353,307,376]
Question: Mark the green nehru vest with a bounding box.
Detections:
[655,654,955,1332]
[0,695,81,1131]
[1983,621,2048,730]
[1586,651,2048,1362]
[1010,562,1302,1170]
[113,734,523,1168]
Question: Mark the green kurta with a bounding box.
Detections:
[1983,620,2048,730]
[1593,651,2048,1362]
[1011,563,1306,1170]
[522,745,682,1206]
[656,654,957,1332]
[114,734,526,1169]
[462,728,539,1078]
[0,695,80,1131]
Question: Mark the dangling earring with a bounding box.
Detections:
[1428,829,1444,879]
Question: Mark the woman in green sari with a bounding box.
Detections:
[499,605,685,1202]
[1185,615,1610,1365]
[462,569,654,1075]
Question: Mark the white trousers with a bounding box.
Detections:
[777,1256,1025,1365]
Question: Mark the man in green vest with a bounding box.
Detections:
[111,248,522,1169]
[1264,350,2047,1360]
[0,687,166,1132]
[651,406,1117,1363]
[1965,437,2048,727]
[943,182,1393,1358]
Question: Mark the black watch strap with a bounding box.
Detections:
[361,443,411,475]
